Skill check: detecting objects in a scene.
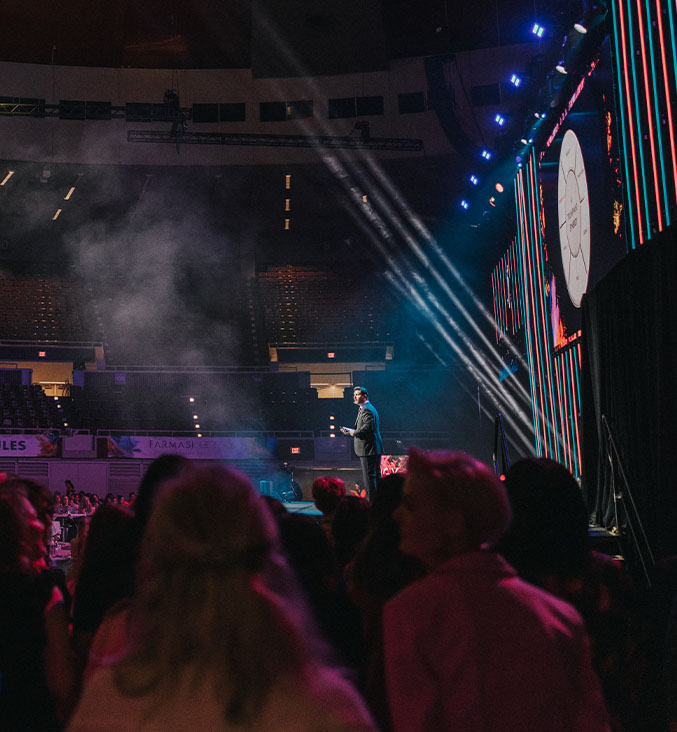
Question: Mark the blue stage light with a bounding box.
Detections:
[460,200,470,210]
[470,175,479,185]
[510,74,522,87]
[494,114,505,126]
[531,23,545,38]
[481,149,493,160]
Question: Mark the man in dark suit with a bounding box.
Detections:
[341,386,384,500]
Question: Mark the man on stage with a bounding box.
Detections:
[341,386,384,500]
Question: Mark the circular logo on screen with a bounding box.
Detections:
[557,129,590,308]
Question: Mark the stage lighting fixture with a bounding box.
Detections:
[460,200,470,210]
[556,64,568,74]
[489,196,496,207]
[510,74,522,87]
[494,114,505,126]
[495,183,505,193]
[481,149,492,160]
[531,23,545,38]
[52,209,62,221]
[520,137,528,145]
[470,175,479,185]
[574,23,588,34]
[0,171,14,186]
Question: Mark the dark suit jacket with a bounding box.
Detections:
[353,401,384,457]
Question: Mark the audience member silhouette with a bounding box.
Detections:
[277,512,363,671]
[0,476,76,730]
[68,465,377,731]
[383,448,610,732]
[498,457,651,732]
[331,495,371,571]
[71,505,136,680]
[347,473,425,731]
[311,474,346,545]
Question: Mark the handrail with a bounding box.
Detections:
[601,414,655,587]
[492,412,510,478]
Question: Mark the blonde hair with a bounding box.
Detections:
[113,465,319,724]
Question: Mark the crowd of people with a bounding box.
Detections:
[1,450,677,731]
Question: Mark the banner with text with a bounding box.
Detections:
[0,433,59,458]
[107,435,278,461]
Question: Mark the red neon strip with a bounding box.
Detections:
[522,163,548,454]
[508,250,516,334]
[568,348,583,472]
[517,172,542,455]
[558,354,574,472]
[618,0,646,243]
[501,257,508,333]
[553,355,568,470]
[656,0,677,203]
[496,265,504,337]
[636,0,663,230]
[528,158,557,455]
[491,271,500,343]
[512,242,521,330]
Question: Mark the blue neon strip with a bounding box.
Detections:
[644,0,671,226]
[491,270,499,340]
[610,0,638,248]
[625,0,653,236]
[555,355,568,468]
[517,174,541,455]
[572,345,582,410]
[527,152,555,458]
[567,350,580,476]
[496,267,505,338]
[531,147,560,458]
[668,0,677,98]
[523,161,547,455]
[514,172,541,455]
[565,349,580,476]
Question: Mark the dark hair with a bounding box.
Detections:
[0,485,30,572]
[133,454,192,535]
[331,496,371,568]
[73,505,137,634]
[353,386,368,398]
[499,458,589,580]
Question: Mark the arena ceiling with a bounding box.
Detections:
[0,0,582,70]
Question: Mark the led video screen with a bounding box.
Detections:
[538,39,626,351]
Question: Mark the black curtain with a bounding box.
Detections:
[581,225,677,561]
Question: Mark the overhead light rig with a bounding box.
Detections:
[127,129,424,151]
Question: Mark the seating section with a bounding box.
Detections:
[0,268,100,342]
[0,384,69,429]
[256,264,391,345]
